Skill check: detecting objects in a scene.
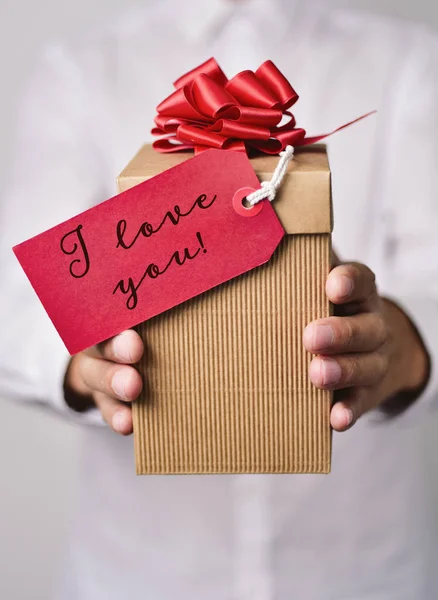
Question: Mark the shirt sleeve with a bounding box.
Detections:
[378,28,438,421]
[0,43,107,425]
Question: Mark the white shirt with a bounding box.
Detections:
[1,1,438,598]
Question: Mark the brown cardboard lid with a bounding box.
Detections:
[118,144,332,235]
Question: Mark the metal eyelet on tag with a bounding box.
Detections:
[232,187,264,217]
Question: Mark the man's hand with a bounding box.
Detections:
[303,258,430,432]
[64,330,144,435]
[64,259,430,435]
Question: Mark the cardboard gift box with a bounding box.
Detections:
[118,144,333,475]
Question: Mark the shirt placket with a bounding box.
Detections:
[233,475,273,600]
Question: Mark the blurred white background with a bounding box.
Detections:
[0,1,437,598]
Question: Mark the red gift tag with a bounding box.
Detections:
[13,150,284,354]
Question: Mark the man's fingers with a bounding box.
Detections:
[309,352,388,390]
[80,354,143,402]
[330,397,356,432]
[330,388,376,432]
[326,263,378,308]
[77,330,143,435]
[84,329,144,364]
[303,313,388,355]
[94,392,133,435]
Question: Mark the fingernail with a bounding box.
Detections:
[113,333,132,362]
[113,410,128,433]
[321,358,341,386]
[344,407,354,428]
[111,370,128,399]
[304,324,333,351]
[337,275,354,299]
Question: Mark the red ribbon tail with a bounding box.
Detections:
[299,111,377,146]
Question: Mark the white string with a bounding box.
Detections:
[246,145,295,206]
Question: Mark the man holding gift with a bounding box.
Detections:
[1,0,438,599]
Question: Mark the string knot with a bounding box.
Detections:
[259,181,277,202]
[246,145,295,206]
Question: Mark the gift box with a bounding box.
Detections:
[12,56,372,475]
[118,143,333,475]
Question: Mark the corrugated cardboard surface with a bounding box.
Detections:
[118,145,333,474]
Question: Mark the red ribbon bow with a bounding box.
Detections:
[152,58,374,155]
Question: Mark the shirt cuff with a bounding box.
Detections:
[386,294,438,422]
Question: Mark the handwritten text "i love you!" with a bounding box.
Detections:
[13,149,284,354]
[60,193,217,310]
